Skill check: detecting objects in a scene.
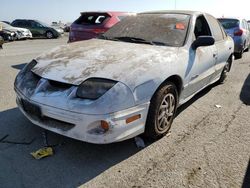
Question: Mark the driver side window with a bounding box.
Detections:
[32,21,43,28]
[194,15,212,39]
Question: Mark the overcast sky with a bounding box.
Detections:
[1,0,250,24]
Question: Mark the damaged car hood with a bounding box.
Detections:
[33,39,179,89]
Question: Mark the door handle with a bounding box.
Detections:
[213,53,218,58]
[229,47,232,50]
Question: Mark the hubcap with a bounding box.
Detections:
[47,32,53,38]
[157,93,175,132]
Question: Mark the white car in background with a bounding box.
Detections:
[0,21,32,40]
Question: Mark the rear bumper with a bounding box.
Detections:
[15,89,149,144]
[68,31,99,43]
[233,37,244,53]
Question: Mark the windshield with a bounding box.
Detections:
[218,19,239,29]
[102,13,190,47]
[36,20,50,27]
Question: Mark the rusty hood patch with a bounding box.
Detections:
[33,39,178,89]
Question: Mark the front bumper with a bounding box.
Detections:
[15,89,149,144]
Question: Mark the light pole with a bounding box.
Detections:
[175,0,177,9]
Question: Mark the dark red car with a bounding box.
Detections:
[69,11,133,43]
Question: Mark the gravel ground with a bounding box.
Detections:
[0,37,249,188]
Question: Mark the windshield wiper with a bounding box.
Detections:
[113,36,151,44]
[98,35,119,41]
[114,37,168,46]
[99,36,168,46]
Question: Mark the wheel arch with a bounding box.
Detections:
[152,75,183,100]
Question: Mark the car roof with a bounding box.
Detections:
[13,19,35,21]
[140,10,203,16]
[80,11,134,16]
[218,17,245,21]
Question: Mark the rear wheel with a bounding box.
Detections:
[235,50,243,59]
[145,82,178,139]
[218,59,230,84]
[46,31,54,39]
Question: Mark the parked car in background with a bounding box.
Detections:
[0,21,32,40]
[11,19,61,39]
[218,18,250,58]
[14,11,234,144]
[50,21,64,35]
[69,11,134,42]
[64,23,71,32]
[0,36,3,48]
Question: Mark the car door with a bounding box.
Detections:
[183,15,217,98]
[28,21,43,37]
[205,14,233,81]
[20,20,37,37]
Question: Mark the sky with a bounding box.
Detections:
[1,0,250,24]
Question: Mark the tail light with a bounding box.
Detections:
[92,28,107,34]
[234,29,243,36]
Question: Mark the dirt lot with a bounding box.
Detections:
[0,37,249,188]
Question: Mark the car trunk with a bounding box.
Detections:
[70,12,111,42]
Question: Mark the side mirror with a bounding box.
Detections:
[192,36,215,49]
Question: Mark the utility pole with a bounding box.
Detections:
[175,0,177,9]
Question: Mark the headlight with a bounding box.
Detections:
[76,78,118,100]
[14,59,38,87]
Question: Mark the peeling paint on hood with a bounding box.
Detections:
[33,39,178,90]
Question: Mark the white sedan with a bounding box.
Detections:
[0,21,32,40]
[14,11,234,144]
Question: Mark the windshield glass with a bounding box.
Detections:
[218,19,239,29]
[36,20,50,27]
[103,13,190,47]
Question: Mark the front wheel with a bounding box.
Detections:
[144,82,178,139]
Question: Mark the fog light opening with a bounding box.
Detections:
[126,114,141,124]
[101,120,110,131]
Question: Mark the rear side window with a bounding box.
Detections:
[218,19,239,29]
[206,15,224,41]
[74,13,110,25]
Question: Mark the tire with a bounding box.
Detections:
[235,50,243,59]
[144,82,178,139]
[46,31,54,39]
[245,42,250,52]
[245,46,249,52]
[218,60,230,84]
